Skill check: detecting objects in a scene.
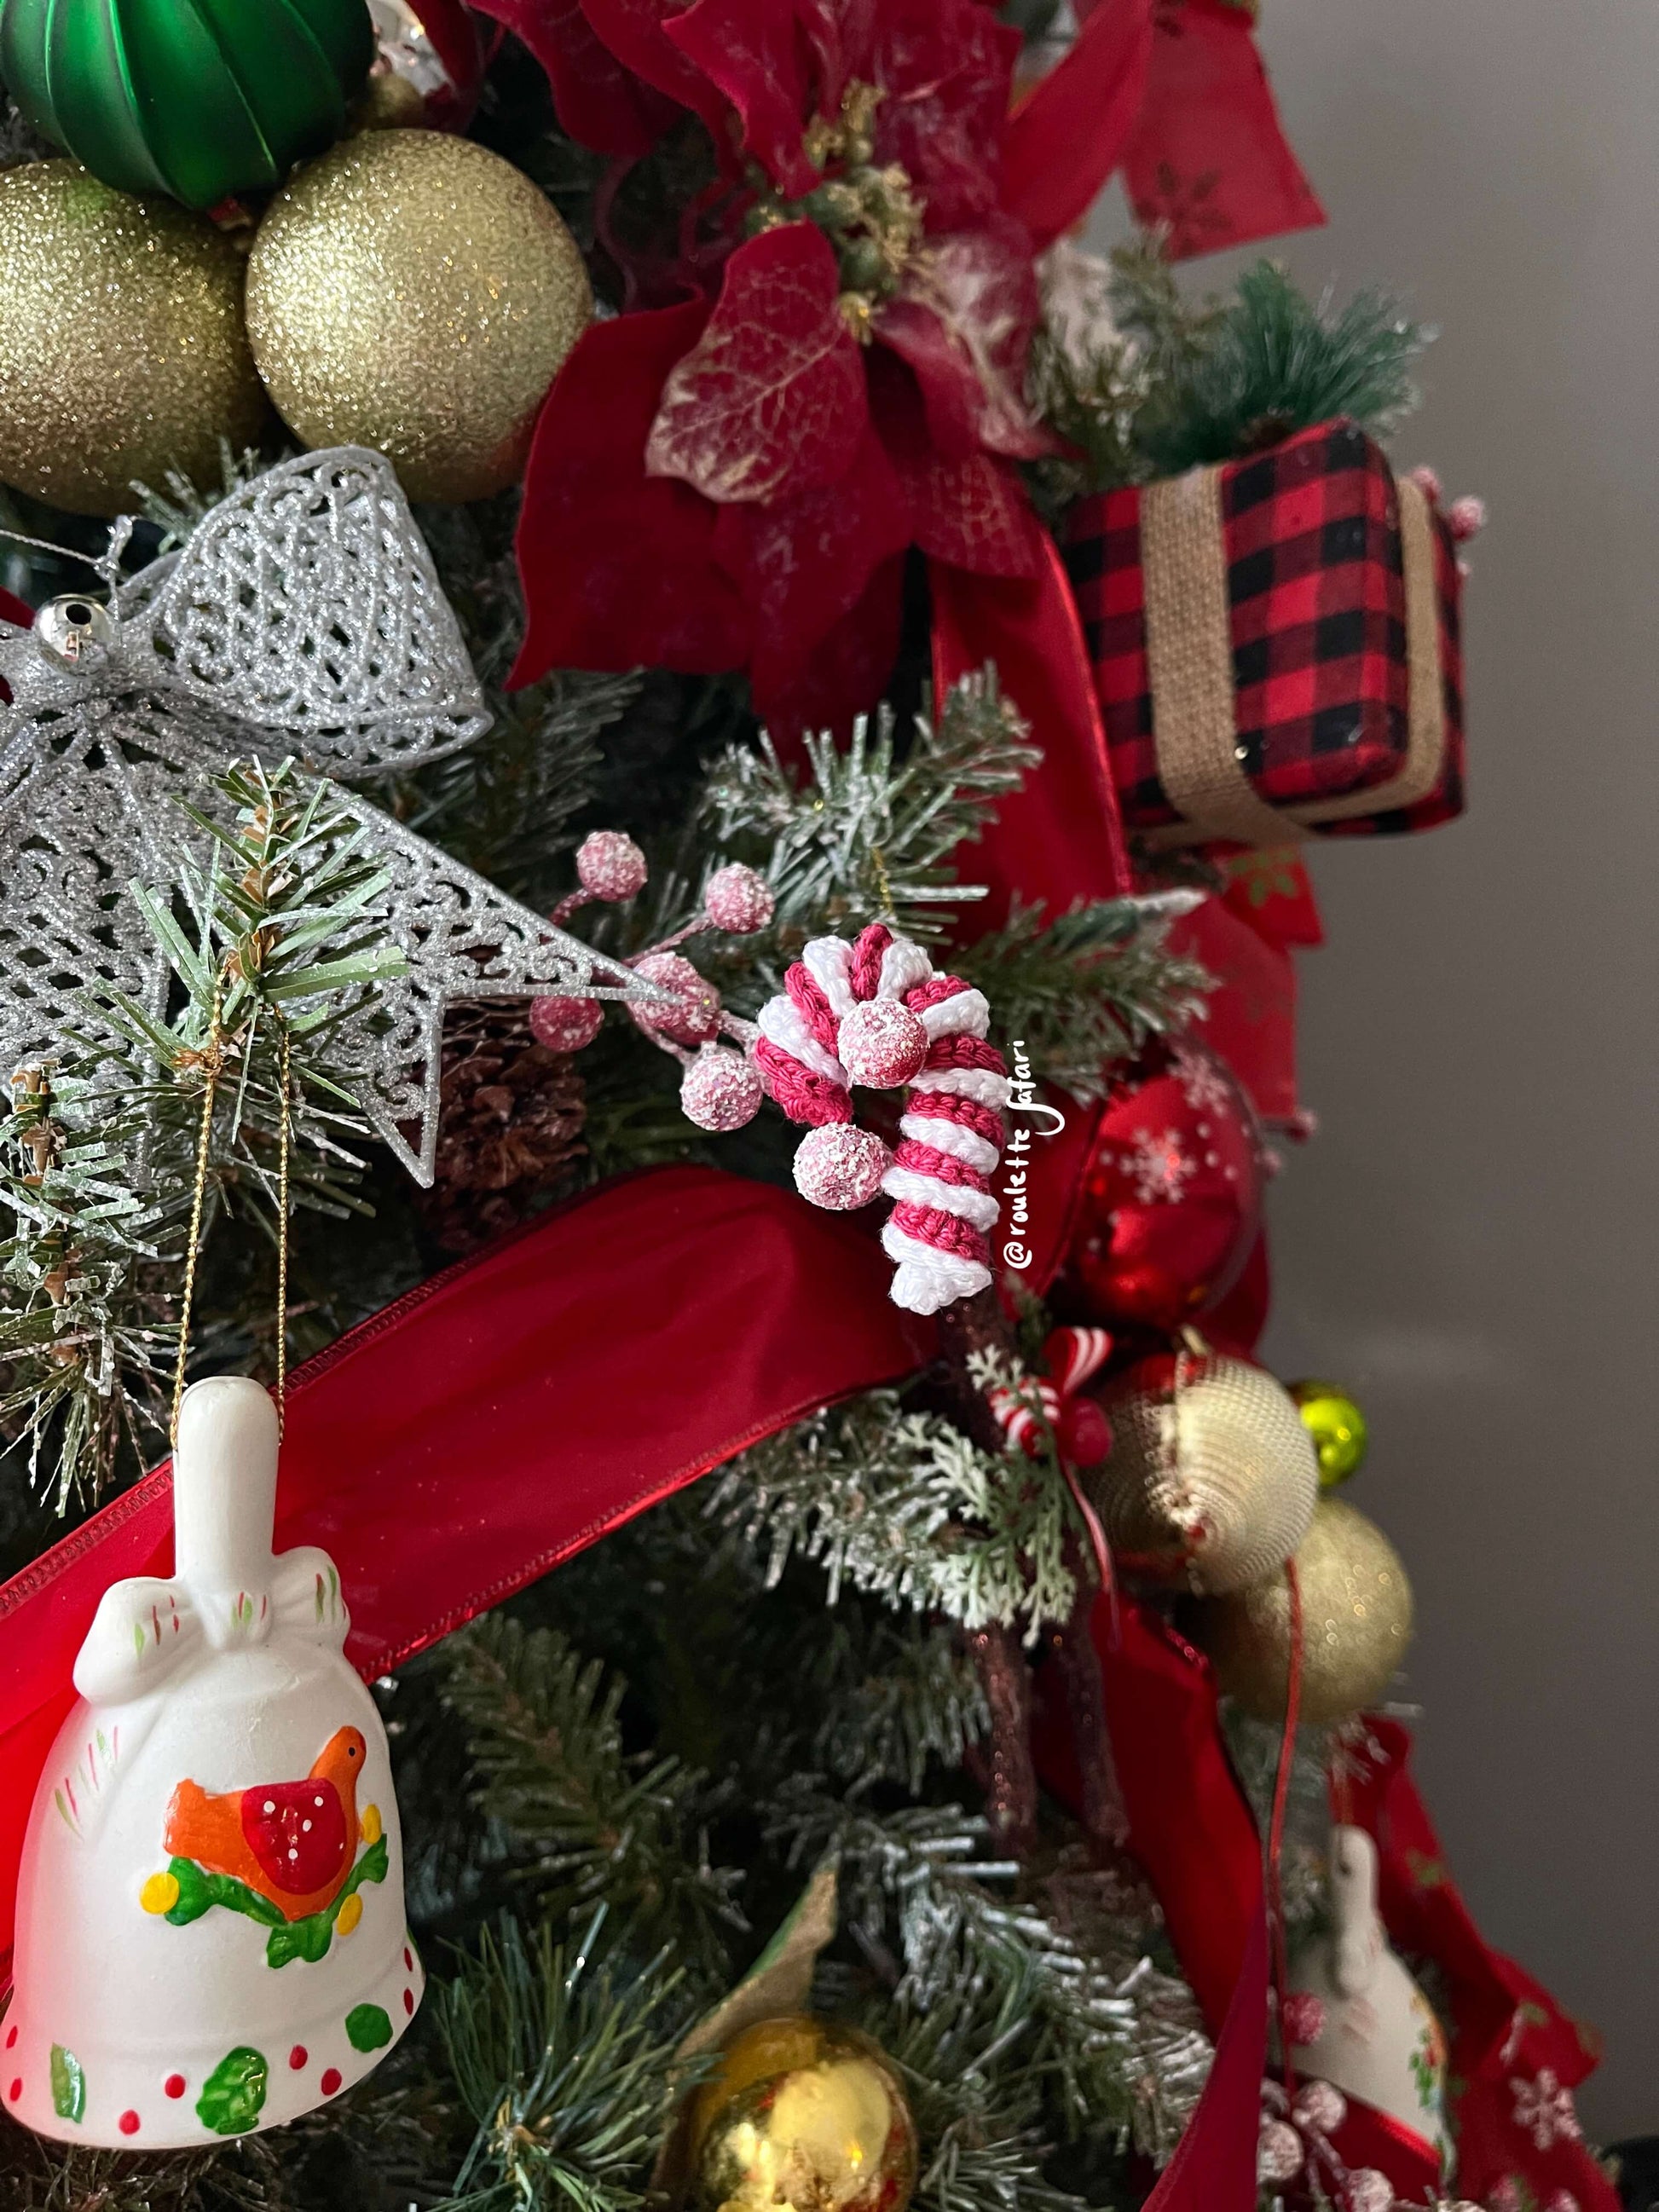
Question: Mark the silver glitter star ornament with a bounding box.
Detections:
[0,446,647,1181]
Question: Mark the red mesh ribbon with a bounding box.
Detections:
[1122,0,1324,261]
[0,1166,931,1977]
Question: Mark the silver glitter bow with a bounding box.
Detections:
[0,447,645,1182]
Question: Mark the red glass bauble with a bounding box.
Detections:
[1065,1037,1264,1331]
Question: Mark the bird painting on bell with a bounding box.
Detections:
[6,1377,422,2146]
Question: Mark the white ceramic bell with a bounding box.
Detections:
[6,1377,422,2148]
[1285,1824,1451,2173]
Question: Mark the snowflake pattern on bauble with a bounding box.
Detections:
[1507,2067,1581,2151]
[1119,1126,1199,1206]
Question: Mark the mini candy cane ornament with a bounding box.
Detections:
[754,922,1010,1315]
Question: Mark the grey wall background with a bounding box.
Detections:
[1093,0,1659,2140]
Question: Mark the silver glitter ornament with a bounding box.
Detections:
[0,446,650,1182]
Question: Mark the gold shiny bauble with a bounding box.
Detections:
[1192,1496,1414,1724]
[1085,1351,1319,1596]
[246,129,592,502]
[689,2015,917,2212]
[0,162,268,517]
[1289,1378,1370,1487]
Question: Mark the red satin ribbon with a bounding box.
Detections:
[1034,1596,1267,2202]
[930,545,1133,927]
[0,1166,931,1974]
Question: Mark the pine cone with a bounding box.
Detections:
[421,1004,587,1255]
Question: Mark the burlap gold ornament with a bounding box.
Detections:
[0,163,268,516]
[246,130,591,502]
[1084,1349,1318,1596]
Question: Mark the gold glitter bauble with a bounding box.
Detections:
[0,163,268,517]
[1192,1496,1414,1724]
[246,130,592,502]
[1085,1351,1319,1596]
[689,2016,917,2212]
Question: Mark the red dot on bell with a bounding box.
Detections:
[118,2110,141,2135]
[3,2024,14,2047]
[403,1987,415,2014]
[289,2045,308,2071]
[8,2078,20,2101]
[165,2073,186,2099]
[321,2067,342,2096]
[402,1946,413,1972]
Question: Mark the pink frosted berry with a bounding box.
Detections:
[1280,1990,1327,2047]
[1256,2120,1304,2186]
[793,1123,890,1210]
[1341,2171,1394,2212]
[680,1045,764,1132]
[703,863,775,935]
[575,830,648,903]
[837,998,928,1088]
[1405,462,1443,505]
[529,995,604,1053]
[1447,494,1487,542]
[629,951,721,1046]
[1291,2079,1346,2136]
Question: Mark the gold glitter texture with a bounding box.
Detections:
[1191,1495,1415,1724]
[246,130,592,503]
[0,162,268,517]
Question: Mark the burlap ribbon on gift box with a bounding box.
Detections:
[1141,467,1447,847]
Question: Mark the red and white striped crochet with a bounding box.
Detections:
[754,921,1010,1314]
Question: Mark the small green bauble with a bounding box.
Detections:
[1289,1378,1369,1487]
[0,0,374,210]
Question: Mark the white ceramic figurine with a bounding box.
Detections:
[7,1376,420,2147]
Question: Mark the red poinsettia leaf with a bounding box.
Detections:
[750,551,907,746]
[870,353,1043,579]
[665,0,818,195]
[471,0,676,154]
[795,0,875,115]
[876,213,1055,463]
[512,301,750,686]
[1122,0,1324,260]
[869,0,1020,234]
[1002,0,1155,250]
[713,420,912,703]
[581,0,731,137]
[645,222,869,504]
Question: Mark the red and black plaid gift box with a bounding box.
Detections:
[1065,419,1465,847]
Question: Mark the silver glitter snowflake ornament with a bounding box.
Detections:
[0,447,650,1183]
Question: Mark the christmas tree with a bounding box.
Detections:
[0,5,1616,2211]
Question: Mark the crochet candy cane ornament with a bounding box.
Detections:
[754,922,1010,1315]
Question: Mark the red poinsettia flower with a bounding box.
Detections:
[486,0,1321,731]
[492,0,1082,730]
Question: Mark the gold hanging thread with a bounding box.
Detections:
[167,980,295,1447]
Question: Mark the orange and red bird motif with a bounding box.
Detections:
[163,1725,367,1922]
